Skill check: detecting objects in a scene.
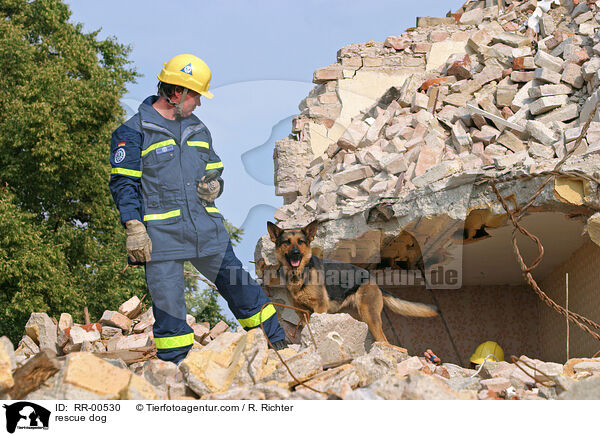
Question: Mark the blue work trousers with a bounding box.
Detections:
[145,241,285,363]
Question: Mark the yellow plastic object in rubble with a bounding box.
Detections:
[470,341,505,365]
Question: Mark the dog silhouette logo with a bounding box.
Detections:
[3,402,50,433]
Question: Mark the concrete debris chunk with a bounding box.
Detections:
[529,95,569,115]
[527,120,558,146]
[528,84,572,98]
[534,50,564,73]
[100,310,133,332]
[24,313,58,353]
[460,8,484,25]
[300,313,368,365]
[534,67,562,84]
[118,296,143,319]
[561,62,584,89]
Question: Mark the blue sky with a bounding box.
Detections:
[65,0,456,320]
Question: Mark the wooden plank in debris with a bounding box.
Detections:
[466,104,526,133]
[93,346,156,365]
[9,349,62,400]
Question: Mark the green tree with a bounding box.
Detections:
[0,0,145,343]
[183,221,242,327]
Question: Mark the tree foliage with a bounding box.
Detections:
[0,0,145,343]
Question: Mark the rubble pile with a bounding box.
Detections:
[268,0,600,235]
[12,298,229,365]
[2,311,599,400]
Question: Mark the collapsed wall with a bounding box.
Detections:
[256,0,600,363]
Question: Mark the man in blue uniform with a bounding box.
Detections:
[108,54,286,363]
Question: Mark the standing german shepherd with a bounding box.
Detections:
[267,220,438,343]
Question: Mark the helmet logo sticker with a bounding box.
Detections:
[181,63,193,75]
[114,148,126,164]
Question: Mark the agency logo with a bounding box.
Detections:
[3,402,51,433]
[180,63,193,75]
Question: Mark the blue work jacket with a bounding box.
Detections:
[109,96,229,261]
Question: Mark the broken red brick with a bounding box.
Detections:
[503,21,519,32]
[322,119,335,129]
[501,106,514,119]
[384,36,409,50]
[447,55,472,80]
[412,42,432,53]
[420,76,452,91]
[513,57,525,70]
[64,323,102,338]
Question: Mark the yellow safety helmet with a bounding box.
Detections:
[157,54,214,99]
[470,341,504,365]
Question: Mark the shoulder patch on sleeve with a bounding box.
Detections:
[114,148,126,163]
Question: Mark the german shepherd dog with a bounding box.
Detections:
[267,220,439,343]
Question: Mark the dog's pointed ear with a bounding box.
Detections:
[267,221,283,242]
[302,220,318,242]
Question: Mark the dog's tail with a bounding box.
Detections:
[382,294,439,318]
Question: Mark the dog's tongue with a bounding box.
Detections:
[291,259,300,267]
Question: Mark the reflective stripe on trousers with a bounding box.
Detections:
[145,241,285,364]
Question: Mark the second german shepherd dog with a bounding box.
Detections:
[267,220,439,343]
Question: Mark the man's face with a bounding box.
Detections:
[175,89,201,117]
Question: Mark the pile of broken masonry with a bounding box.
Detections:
[271,0,600,228]
[3,0,600,401]
[1,305,599,400]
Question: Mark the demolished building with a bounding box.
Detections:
[255,0,600,366]
[3,0,600,402]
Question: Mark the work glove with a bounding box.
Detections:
[125,219,152,263]
[197,177,221,202]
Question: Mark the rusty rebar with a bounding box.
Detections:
[258,302,326,395]
[510,355,566,390]
[484,99,600,344]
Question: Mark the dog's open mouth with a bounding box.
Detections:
[286,254,302,268]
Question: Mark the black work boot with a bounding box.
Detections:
[271,339,288,351]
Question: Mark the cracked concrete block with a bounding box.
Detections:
[426,40,468,72]
[300,313,368,365]
[460,8,484,25]
[534,67,562,84]
[536,104,579,123]
[561,62,584,89]
[534,50,564,73]
[333,165,374,185]
[313,65,341,83]
[527,120,558,146]
[510,71,535,82]
[411,93,429,112]
[25,313,58,353]
[412,159,462,188]
[528,84,572,98]
[529,95,569,115]
[118,296,142,319]
[100,310,132,332]
[473,65,504,86]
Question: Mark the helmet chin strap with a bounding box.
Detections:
[165,88,188,118]
[176,88,188,118]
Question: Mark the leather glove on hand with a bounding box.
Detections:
[125,219,152,263]
[197,178,220,202]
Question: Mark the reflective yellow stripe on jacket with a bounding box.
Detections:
[205,162,223,171]
[238,304,277,328]
[111,167,142,178]
[143,209,181,221]
[187,141,209,149]
[142,139,176,157]
[205,206,220,214]
[154,332,194,349]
